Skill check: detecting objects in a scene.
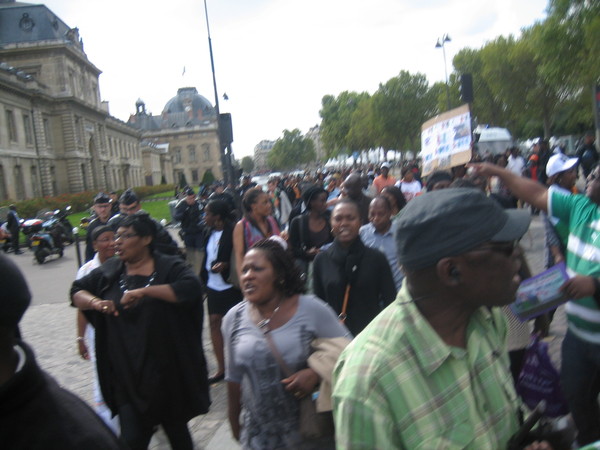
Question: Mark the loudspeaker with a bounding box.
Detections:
[219,113,233,147]
[460,74,473,103]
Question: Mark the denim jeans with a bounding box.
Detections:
[561,329,600,445]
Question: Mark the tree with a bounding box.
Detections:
[371,71,437,154]
[201,169,215,185]
[346,95,375,153]
[241,156,254,174]
[267,129,316,171]
[319,91,370,158]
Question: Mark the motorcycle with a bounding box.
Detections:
[23,206,73,264]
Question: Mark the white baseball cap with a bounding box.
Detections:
[546,153,578,178]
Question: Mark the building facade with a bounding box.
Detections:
[128,88,222,187]
[253,139,275,172]
[0,0,144,201]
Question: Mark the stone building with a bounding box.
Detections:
[305,124,325,164]
[128,88,222,186]
[253,139,275,172]
[0,0,143,201]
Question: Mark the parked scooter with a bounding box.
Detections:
[23,206,73,264]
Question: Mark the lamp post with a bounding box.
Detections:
[203,0,235,185]
[435,34,451,111]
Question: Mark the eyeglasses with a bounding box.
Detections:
[113,233,138,241]
[469,240,518,257]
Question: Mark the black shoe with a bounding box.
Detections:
[208,373,225,384]
[14,250,24,255]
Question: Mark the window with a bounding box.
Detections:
[5,110,17,142]
[191,169,198,182]
[74,116,83,145]
[203,144,211,161]
[188,145,196,162]
[173,146,182,164]
[43,117,52,147]
[22,114,33,145]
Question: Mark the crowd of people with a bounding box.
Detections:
[2,131,600,449]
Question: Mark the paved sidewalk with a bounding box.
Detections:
[16,214,564,449]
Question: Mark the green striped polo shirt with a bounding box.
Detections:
[549,190,600,343]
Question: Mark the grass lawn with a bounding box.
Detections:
[145,191,175,200]
[12,199,174,244]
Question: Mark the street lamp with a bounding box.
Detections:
[435,34,451,111]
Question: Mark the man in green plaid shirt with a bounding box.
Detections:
[333,188,530,449]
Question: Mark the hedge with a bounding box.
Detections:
[1,184,175,218]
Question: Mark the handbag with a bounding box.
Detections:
[262,330,334,440]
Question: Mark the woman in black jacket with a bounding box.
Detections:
[288,186,333,281]
[201,199,243,384]
[71,212,209,449]
[313,199,396,336]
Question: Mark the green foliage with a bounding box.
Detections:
[267,129,316,170]
[372,71,438,152]
[202,169,215,185]
[1,184,175,219]
[319,91,370,158]
[241,156,255,174]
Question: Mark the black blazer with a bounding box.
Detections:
[201,221,235,284]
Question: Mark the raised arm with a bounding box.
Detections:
[468,162,548,212]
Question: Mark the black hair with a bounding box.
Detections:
[249,239,306,296]
[425,170,453,191]
[206,199,235,223]
[372,195,392,211]
[380,185,406,212]
[302,185,328,211]
[333,198,360,215]
[242,187,267,214]
[91,225,113,241]
[119,212,157,251]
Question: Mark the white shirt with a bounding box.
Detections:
[205,230,233,291]
[506,155,525,175]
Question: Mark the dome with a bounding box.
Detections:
[162,87,215,118]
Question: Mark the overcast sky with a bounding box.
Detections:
[41,0,548,158]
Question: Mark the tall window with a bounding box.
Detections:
[203,144,211,161]
[5,110,17,142]
[188,145,196,162]
[22,114,33,145]
[173,146,182,164]
[43,117,52,147]
[191,169,199,182]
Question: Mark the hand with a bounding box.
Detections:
[466,162,500,178]
[78,339,90,360]
[279,230,289,241]
[281,368,320,399]
[306,247,319,257]
[560,276,596,299]
[92,298,118,316]
[211,262,227,273]
[120,288,145,310]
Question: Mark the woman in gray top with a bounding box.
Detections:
[223,238,349,449]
